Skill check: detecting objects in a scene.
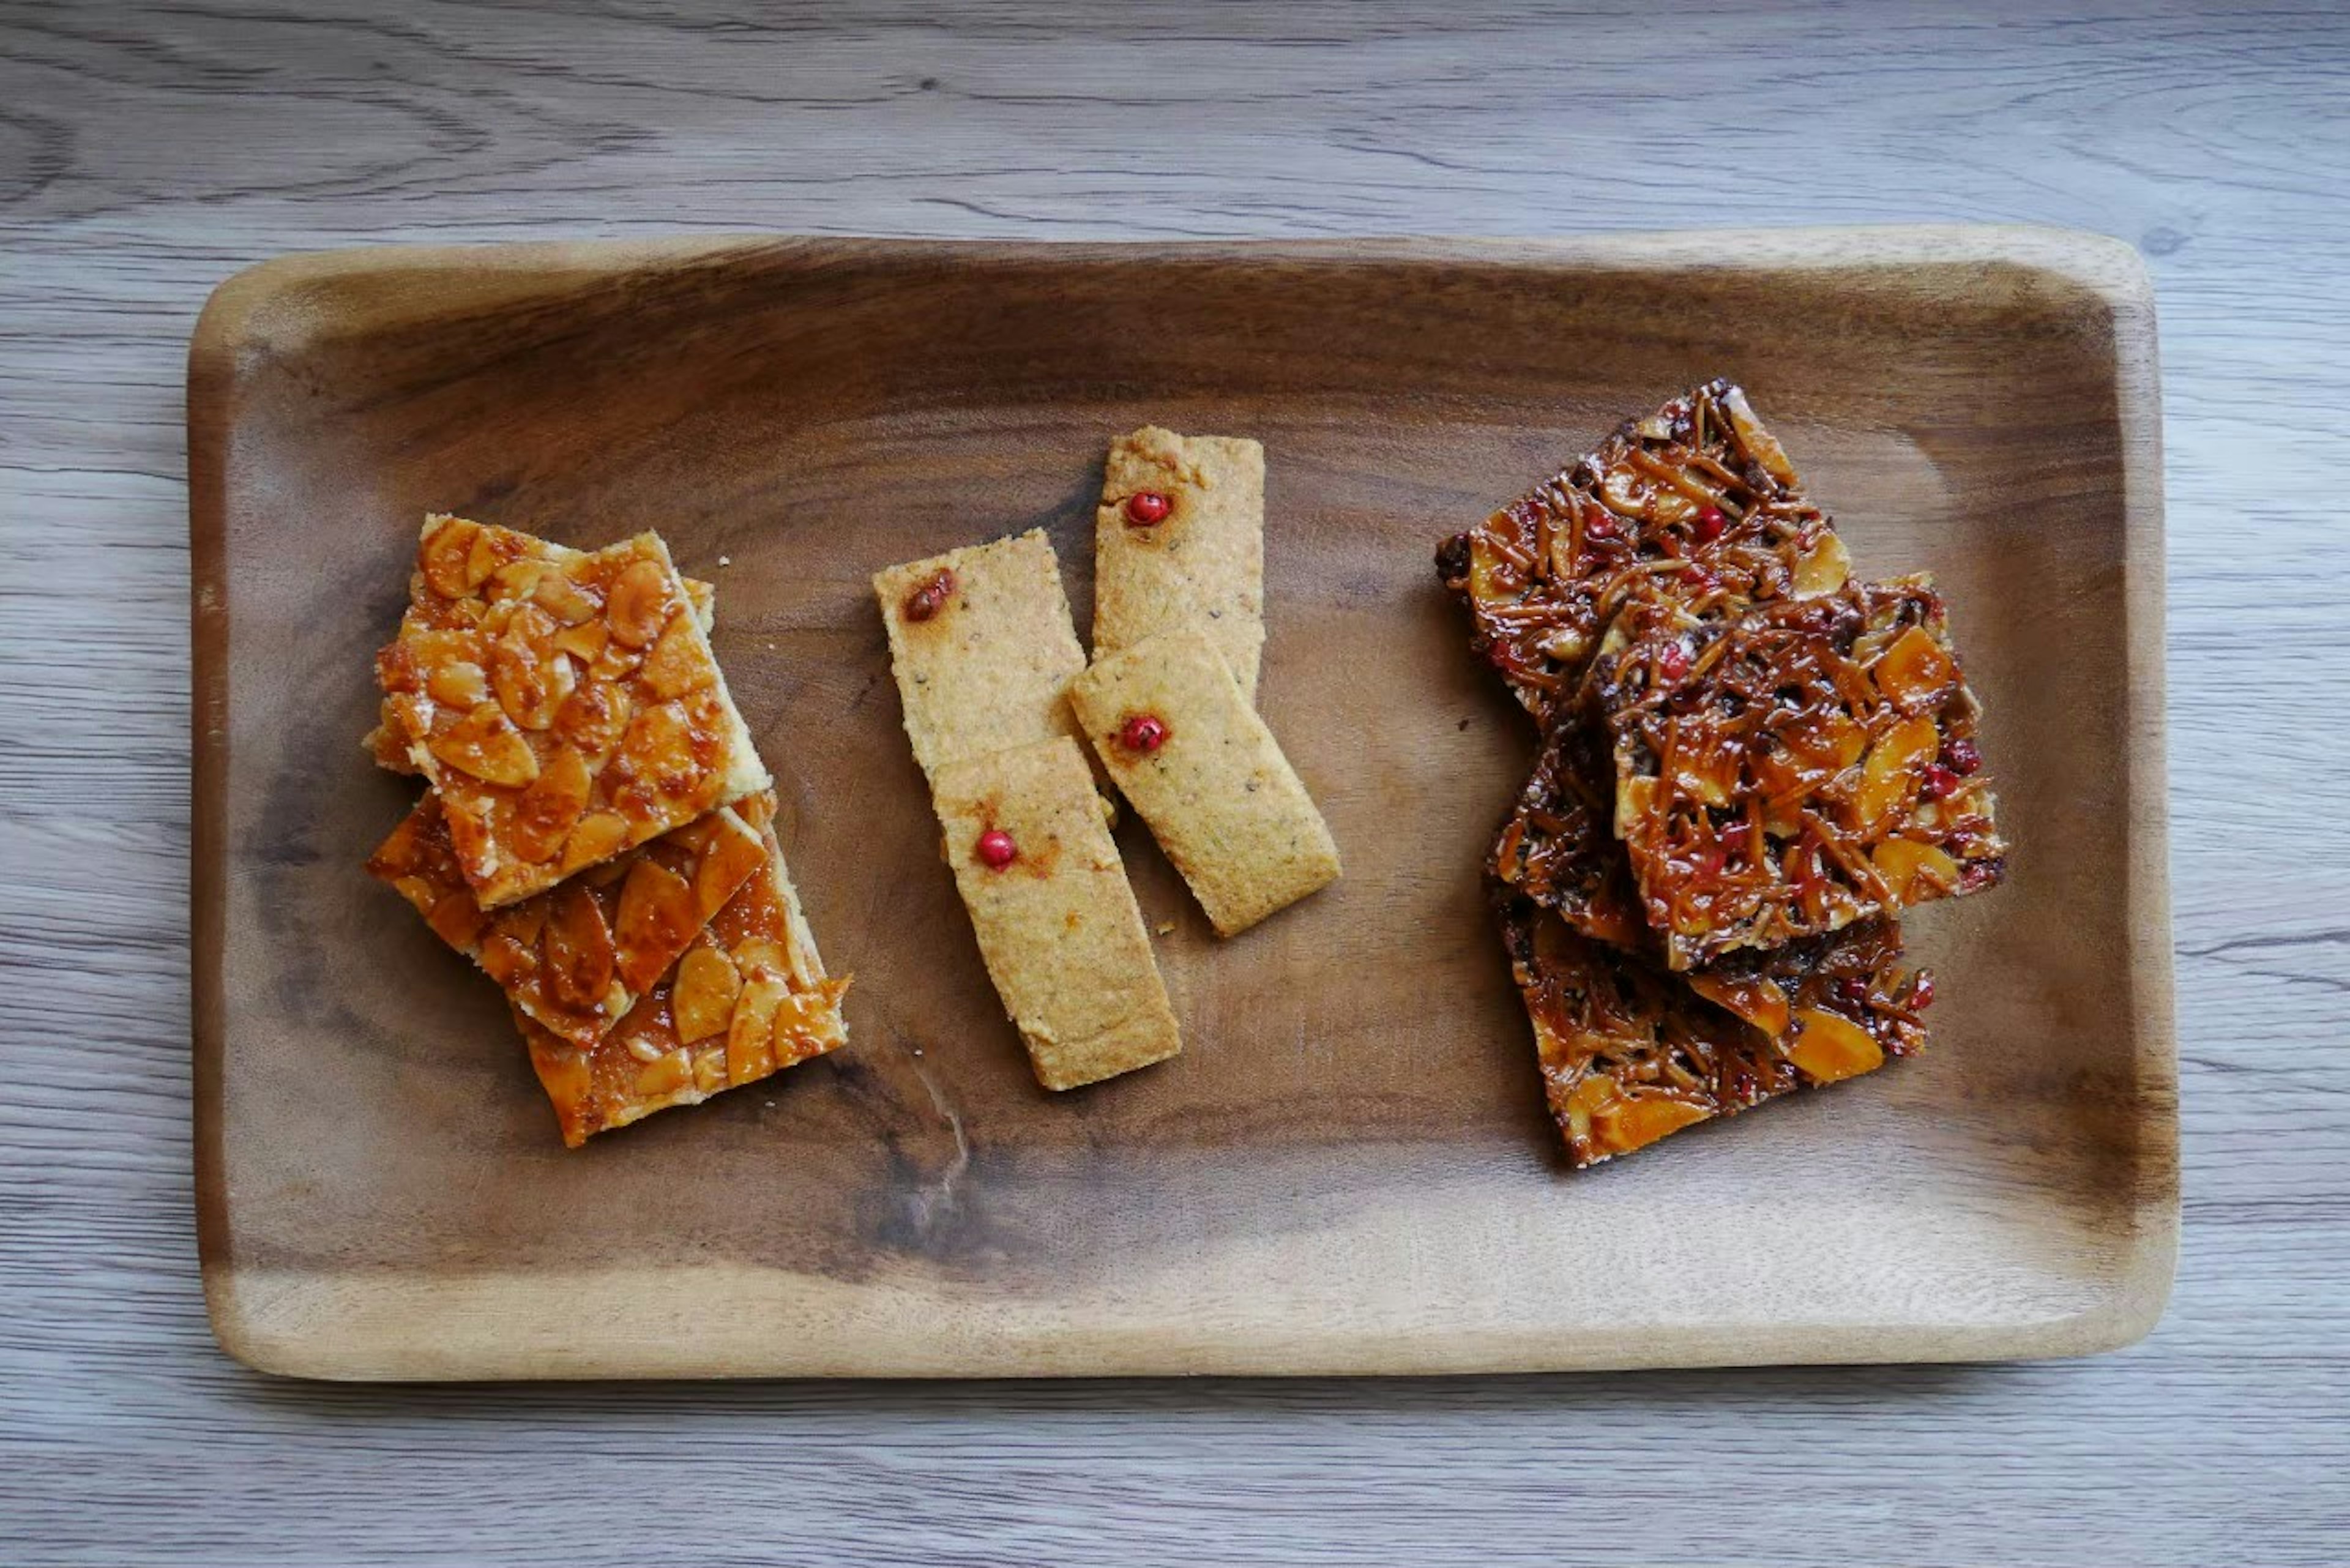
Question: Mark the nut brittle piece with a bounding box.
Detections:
[512,818,851,1147]
[1435,379,1848,717]
[1584,576,2006,970]
[1499,897,1927,1168]
[367,790,775,1050]
[1094,426,1267,703]
[376,516,769,907]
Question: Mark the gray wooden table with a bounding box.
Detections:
[4,3,2344,1564]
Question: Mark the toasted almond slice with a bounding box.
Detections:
[429,704,539,788]
[1791,532,1850,598]
[425,660,490,709]
[561,811,630,876]
[542,883,617,1012]
[1872,624,1958,710]
[509,746,592,864]
[1786,1007,1885,1082]
[727,974,786,1083]
[606,559,676,648]
[693,813,767,919]
[613,859,698,992]
[1870,837,1961,903]
[490,633,577,731]
[421,516,481,599]
[641,614,713,700]
[1852,714,1939,828]
[673,947,741,1045]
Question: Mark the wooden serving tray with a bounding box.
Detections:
[190,230,2176,1379]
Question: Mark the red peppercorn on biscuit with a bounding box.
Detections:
[1095,427,1266,703]
[873,530,1089,782]
[367,573,717,774]
[1583,576,2005,971]
[1436,380,1848,719]
[1499,896,1926,1168]
[930,737,1181,1090]
[367,790,774,1050]
[510,818,851,1146]
[1068,626,1339,936]
[375,517,769,908]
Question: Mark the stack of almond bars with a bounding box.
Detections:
[1439,382,2006,1167]
[364,515,849,1146]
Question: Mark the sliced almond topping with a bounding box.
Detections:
[552,680,630,764]
[633,1050,694,1097]
[534,571,601,626]
[693,815,767,919]
[1872,624,1957,710]
[1791,532,1851,598]
[550,620,609,663]
[541,883,617,1011]
[489,559,548,604]
[561,811,630,876]
[673,946,742,1045]
[727,974,786,1083]
[429,704,540,788]
[1852,714,1939,829]
[1869,837,1961,903]
[508,746,592,864]
[463,521,509,591]
[490,633,578,731]
[772,986,848,1063]
[1786,1008,1885,1083]
[420,517,482,599]
[424,890,488,952]
[1592,1093,1710,1157]
[614,701,708,801]
[690,1046,727,1095]
[605,558,677,649]
[640,614,712,700]
[425,660,490,709]
[614,859,698,991]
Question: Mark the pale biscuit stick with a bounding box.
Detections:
[873,530,1087,782]
[1069,626,1340,936]
[1094,427,1266,702]
[930,737,1181,1090]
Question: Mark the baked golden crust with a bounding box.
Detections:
[510,818,849,1147]
[367,791,775,1051]
[1585,577,2005,969]
[375,517,768,908]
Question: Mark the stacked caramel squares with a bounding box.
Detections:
[1440,383,2005,1167]
[366,515,848,1146]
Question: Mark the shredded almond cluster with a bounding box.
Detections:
[1441,383,1999,1167]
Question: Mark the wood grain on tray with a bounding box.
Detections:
[189,230,2173,1379]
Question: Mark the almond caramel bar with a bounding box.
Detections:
[367,790,774,1050]
[1583,576,2005,970]
[375,517,769,908]
[512,816,850,1147]
[1499,896,1927,1168]
[1436,380,1848,716]
[1094,427,1266,703]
